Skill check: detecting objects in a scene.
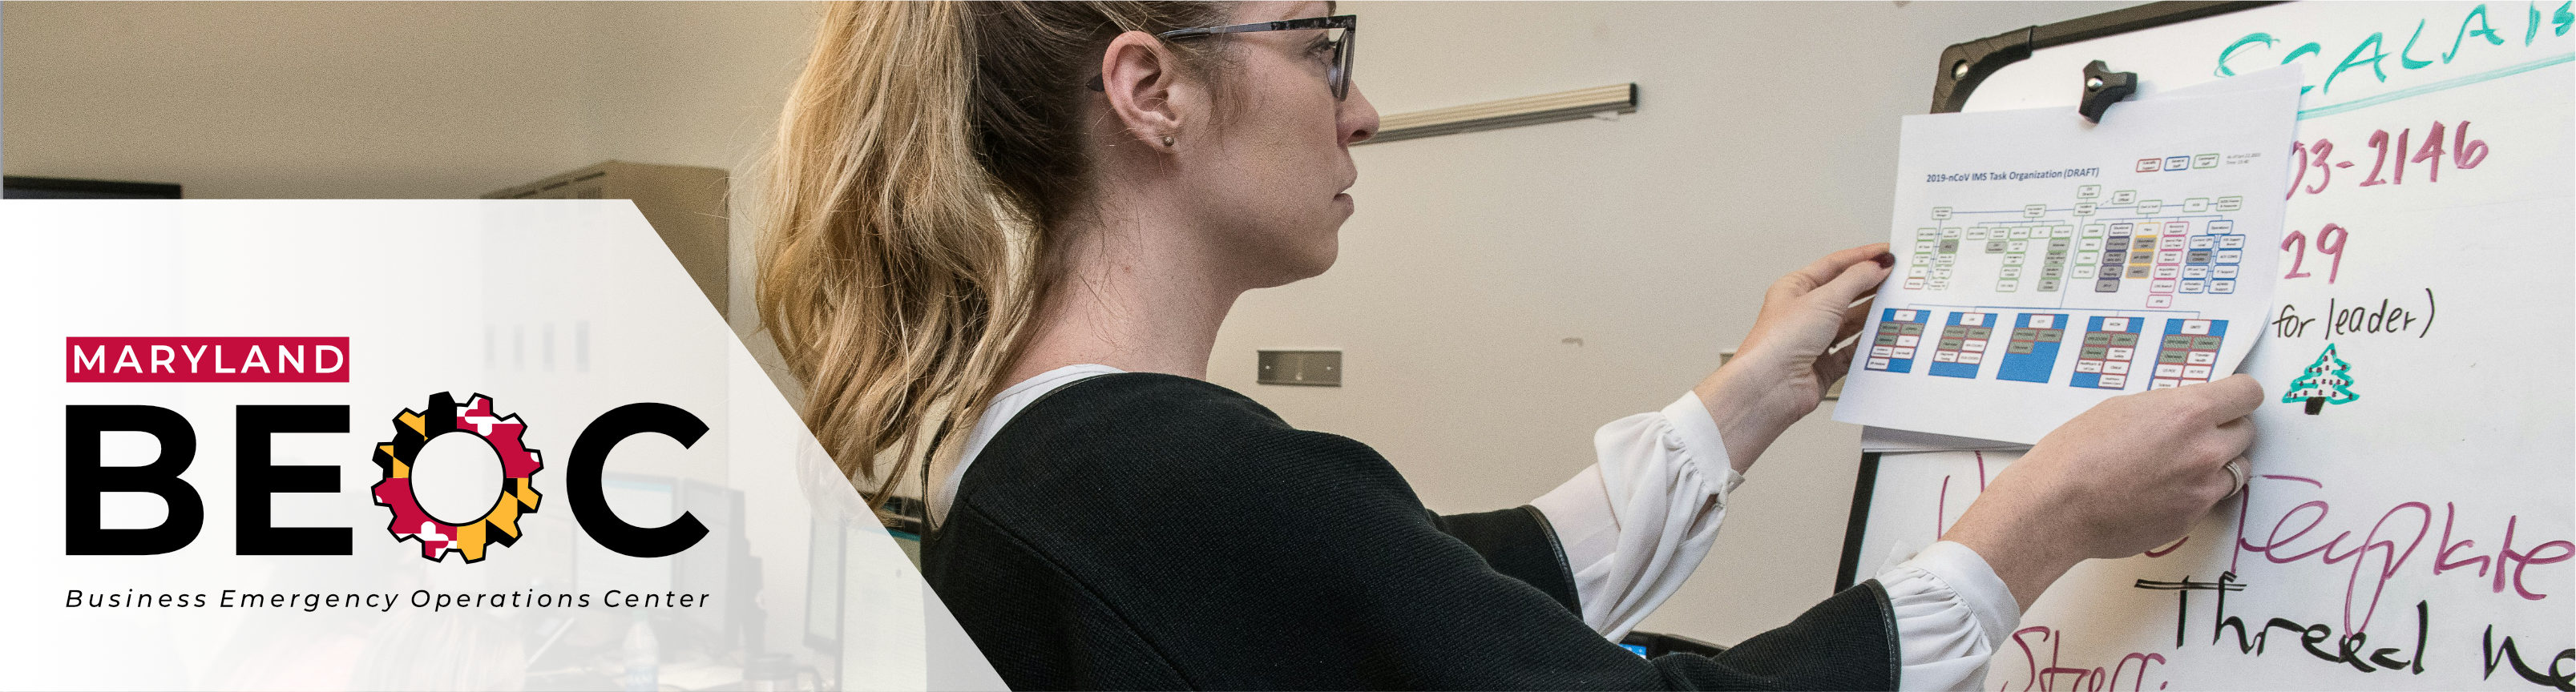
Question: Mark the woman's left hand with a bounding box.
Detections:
[1692,243,1892,472]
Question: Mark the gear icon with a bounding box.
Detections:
[369,392,543,562]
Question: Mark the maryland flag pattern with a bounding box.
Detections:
[369,392,544,562]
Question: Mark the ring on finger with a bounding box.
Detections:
[2220,457,2249,499]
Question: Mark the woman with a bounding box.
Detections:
[757,2,2263,689]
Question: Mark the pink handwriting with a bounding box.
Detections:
[2234,476,2573,636]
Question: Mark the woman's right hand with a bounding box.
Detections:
[1940,373,2265,610]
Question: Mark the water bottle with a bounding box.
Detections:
[621,614,658,692]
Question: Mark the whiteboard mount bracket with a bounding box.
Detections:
[1930,26,2033,114]
[2078,60,2137,124]
[1926,1,2279,115]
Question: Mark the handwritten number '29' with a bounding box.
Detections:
[2281,223,2348,284]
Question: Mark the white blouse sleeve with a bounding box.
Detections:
[1528,392,2021,692]
[1878,541,2021,691]
[1528,391,1742,641]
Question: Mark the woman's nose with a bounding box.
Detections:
[1342,82,1380,146]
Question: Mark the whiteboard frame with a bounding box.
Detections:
[1831,0,2280,593]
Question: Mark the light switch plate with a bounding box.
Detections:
[1257,350,1342,386]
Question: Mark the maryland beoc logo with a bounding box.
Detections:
[369,393,544,562]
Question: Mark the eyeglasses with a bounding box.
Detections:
[1087,14,1358,101]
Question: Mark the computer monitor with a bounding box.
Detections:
[672,479,746,639]
[578,473,759,644]
[575,473,676,596]
[803,513,844,654]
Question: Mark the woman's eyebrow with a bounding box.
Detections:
[1284,1,1332,21]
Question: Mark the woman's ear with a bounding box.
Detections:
[1098,30,1190,149]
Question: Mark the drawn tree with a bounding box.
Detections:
[2281,343,2358,414]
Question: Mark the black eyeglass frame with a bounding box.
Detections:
[1085,14,1358,100]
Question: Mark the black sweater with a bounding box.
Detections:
[923,372,1900,690]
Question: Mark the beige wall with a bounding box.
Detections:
[1,1,823,199]
[4,0,2130,646]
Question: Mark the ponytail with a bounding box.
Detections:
[757,1,1226,525]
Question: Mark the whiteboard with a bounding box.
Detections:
[1850,2,2575,690]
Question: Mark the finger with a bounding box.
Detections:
[1811,255,1894,311]
[2190,416,2256,477]
[2216,456,2251,501]
[1784,243,1892,292]
[2190,373,2266,423]
[1819,342,1857,384]
[1832,296,1874,345]
[2211,414,2256,457]
[1837,294,1875,335]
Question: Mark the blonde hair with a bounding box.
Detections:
[757,1,1227,521]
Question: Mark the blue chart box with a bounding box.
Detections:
[1927,311,1997,380]
[2146,318,2229,388]
[2069,316,2146,390]
[1996,312,2069,384]
[1866,308,1928,374]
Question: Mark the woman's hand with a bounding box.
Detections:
[1942,374,2265,610]
[1693,243,1892,472]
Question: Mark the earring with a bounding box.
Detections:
[1161,135,1175,147]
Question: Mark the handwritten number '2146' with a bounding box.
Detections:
[2287,120,2489,199]
[2277,120,2489,283]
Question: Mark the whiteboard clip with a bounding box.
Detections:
[2077,60,2136,124]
